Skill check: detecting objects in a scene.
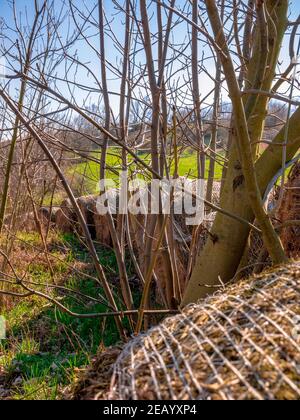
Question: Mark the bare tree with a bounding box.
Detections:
[0,0,299,333]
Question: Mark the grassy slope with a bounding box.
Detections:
[70,148,224,195]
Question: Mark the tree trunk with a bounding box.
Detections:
[183,0,293,305]
[183,106,300,305]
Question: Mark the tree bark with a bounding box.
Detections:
[183,105,300,305]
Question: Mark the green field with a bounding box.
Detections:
[71,148,224,195]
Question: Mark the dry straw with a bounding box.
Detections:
[71,262,300,400]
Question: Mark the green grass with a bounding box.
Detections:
[70,148,224,195]
[0,232,135,400]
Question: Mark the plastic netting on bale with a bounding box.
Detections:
[106,263,300,401]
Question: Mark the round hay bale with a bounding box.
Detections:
[204,180,221,208]
[38,207,50,223]
[129,211,190,301]
[38,206,60,226]
[54,192,117,245]
[129,180,220,301]
[21,212,37,232]
[107,262,300,400]
[69,346,123,400]
[93,189,119,247]
[93,212,112,247]
[55,199,76,233]
[276,163,300,258]
[77,195,98,239]
[77,192,120,245]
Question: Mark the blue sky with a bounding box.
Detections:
[0,0,299,116]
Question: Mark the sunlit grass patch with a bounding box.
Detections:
[70,148,225,195]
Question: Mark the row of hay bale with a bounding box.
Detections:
[53,180,221,239]
[71,261,300,400]
[48,171,300,299]
[50,194,113,246]
[49,195,204,299]
[49,181,222,299]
